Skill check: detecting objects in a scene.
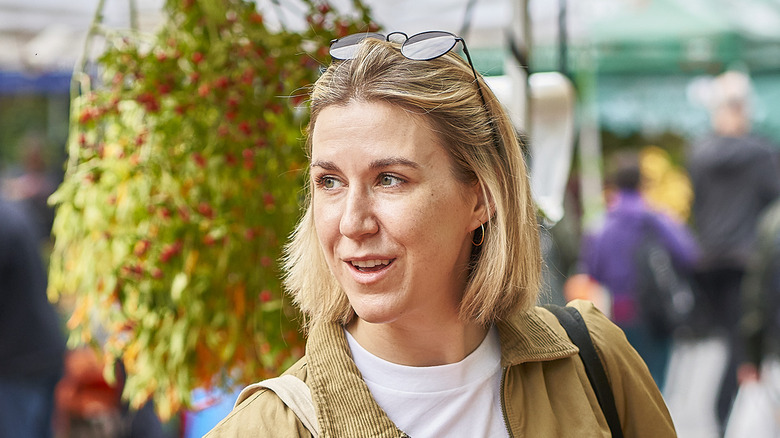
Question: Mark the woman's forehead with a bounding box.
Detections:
[311,101,442,156]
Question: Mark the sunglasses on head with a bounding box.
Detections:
[328,30,500,150]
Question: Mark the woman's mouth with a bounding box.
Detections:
[350,259,393,272]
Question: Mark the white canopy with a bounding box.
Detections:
[3,0,780,74]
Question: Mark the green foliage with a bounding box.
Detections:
[49,0,374,419]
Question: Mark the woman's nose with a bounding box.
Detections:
[339,186,379,239]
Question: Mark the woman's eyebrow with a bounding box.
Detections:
[369,157,420,170]
[310,157,420,171]
[310,160,339,171]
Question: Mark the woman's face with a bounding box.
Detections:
[310,100,486,328]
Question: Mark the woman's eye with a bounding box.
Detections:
[316,176,343,189]
[379,174,403,187]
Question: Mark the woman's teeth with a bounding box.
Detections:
[351,260,391,271]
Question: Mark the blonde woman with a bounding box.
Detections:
[207,31,674,437]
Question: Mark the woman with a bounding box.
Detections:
[207,31,675,437]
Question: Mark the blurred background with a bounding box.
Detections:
[1,0,779,437]
[3,0,780,221]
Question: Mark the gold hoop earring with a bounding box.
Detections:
[472,223,485,246]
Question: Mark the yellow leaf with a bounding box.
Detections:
[171,272,188,302]
[67,297,89,330]
[185,250,199,275]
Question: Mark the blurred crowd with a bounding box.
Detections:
[562,70,780,438]
[1,67,779,437]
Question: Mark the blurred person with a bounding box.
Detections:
[687,70,780,429]
[207,31,675,437]
[579,150,699,389]
[0,194,66,437]
[737,198,780,390]
[721,192,780,437]
[1,133,58,242]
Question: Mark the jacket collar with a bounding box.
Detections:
[304,306,578,437]
[306,321,407,437]
[496,306,580,366]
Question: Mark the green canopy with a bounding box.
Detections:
[588,0,780,74]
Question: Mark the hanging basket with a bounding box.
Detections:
[49,0,374,419]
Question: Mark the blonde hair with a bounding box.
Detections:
[283,38,541,329]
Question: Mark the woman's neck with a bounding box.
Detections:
[346,316,489,367]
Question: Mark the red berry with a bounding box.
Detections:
[78,108,95,124]
[269,103,284,115]
[193,152,206,168]
[238,121,251,135]
[241,68,254,85]
[290,94,306,107]
[197,202,214,219]
[137,92,160,112]
[214,76,230,89]
[159,240,183,263]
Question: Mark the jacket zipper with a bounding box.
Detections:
[500,366,515,438]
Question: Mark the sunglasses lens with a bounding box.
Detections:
[329,32,385,60]
[401,31,458,61]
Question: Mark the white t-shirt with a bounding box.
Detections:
[345,327,508,437]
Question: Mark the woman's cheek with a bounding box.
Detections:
[313,201,341,243]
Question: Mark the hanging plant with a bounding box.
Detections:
[49,0,375,420]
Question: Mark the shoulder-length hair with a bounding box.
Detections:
[283,38,541,329]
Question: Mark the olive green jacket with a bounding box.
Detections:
[205,300,676,437]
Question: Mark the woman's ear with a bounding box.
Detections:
[469,181,495,230]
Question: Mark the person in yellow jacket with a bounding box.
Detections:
[207,31,675,437]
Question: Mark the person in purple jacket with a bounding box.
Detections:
[580,150,699,390]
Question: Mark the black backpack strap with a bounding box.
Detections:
[544,305,624,438]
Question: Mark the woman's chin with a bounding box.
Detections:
[349,301,409,327]
[351,307,401,326]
